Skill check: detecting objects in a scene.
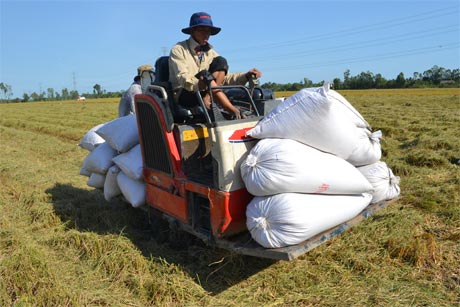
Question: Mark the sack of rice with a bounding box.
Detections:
[246,192,372,248]
[80,165,91,177]
[82,142,117,174]
[96,114,139,153]
[112,144,143,181]
[246,84,381,166]
[241,138,373,196]
[87,172,106,189]
[78,123,106,151]
[104,165,122,201]
[358,161,400,203]
[117,172,145,208]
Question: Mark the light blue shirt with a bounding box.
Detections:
[118,81,142,117]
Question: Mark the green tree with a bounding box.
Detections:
[332,78,342,90]
[357,71,374,89]
[93,84,103,97]
[31,92,39,101]
[70,90,79,100]
[47,88,55,100]
[396,72,406,88]
[451,69,460,81]
[0,82,13,101]
[22,93,30,102]
[429,65,443,84]
[374,73,387,89]
[343,69,351,89]
[303,78,313,87]
[61,88,69,100]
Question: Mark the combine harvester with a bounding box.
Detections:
[133,57,396,261]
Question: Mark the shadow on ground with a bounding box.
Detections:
[46,183,276,294]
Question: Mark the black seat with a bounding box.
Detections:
[154,56,170,83]
[153,56,197,123]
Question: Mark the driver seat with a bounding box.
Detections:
[153,56,193,123]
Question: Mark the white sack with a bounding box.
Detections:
[112,144,143,181]
[358,161,401,203]
[82,142,117,174]
[246,84,381,166]
[80,165,91,177]
[87,173,106,189]
[326,88,368,128]
[241,138,373,196]
[117,172,145,208]
[104,165,122,201]
[78,123,106,151]
[328,89,382,166]
[96,114,139,153]
[246,192,372,248]
[346,130,382,166]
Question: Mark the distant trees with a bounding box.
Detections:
[0,83,122,102]
[61,88,69,100]
[47,88,55,100]
[0,82,13,102]
[2,65,459,102]
[262,65,460,91]
[395,72,406,88]
[93,84,103,97]
[22,93,30,102]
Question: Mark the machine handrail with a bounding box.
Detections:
[196,84,261,125]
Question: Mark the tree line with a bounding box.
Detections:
[1,65,458,103]
[261,65,459,91]
[0,83,123,103]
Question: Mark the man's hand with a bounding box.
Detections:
[196,70,216,91]
[231,106,246,119]
[246,68,262,80]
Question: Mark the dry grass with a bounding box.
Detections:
[0,89,459,306]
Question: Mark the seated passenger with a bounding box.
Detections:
[169,11,262,119]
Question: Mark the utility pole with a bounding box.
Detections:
[162,46,167,56]
[72,72,77,92]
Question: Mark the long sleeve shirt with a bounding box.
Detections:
[118,81,141,117]
[168,37,247,101]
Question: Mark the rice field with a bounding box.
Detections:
[0,88,459,307]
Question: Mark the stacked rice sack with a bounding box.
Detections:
[79,114,146,208]
[242,83,400,248]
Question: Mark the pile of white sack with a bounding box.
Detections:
[242,83,400,248]
[78,114,146,208]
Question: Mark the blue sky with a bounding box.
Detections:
[1,0,459,97]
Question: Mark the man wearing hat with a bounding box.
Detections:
[169,12,262,119]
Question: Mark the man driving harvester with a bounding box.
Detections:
[169,12,262,119]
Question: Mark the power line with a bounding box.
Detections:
[265,42,460,72]
[237,25,458,63]
[298,26,458,57]
[223,6,459,53]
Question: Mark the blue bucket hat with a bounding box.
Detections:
[181,12,221,35]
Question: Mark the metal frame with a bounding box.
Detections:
[195,85,261,125]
